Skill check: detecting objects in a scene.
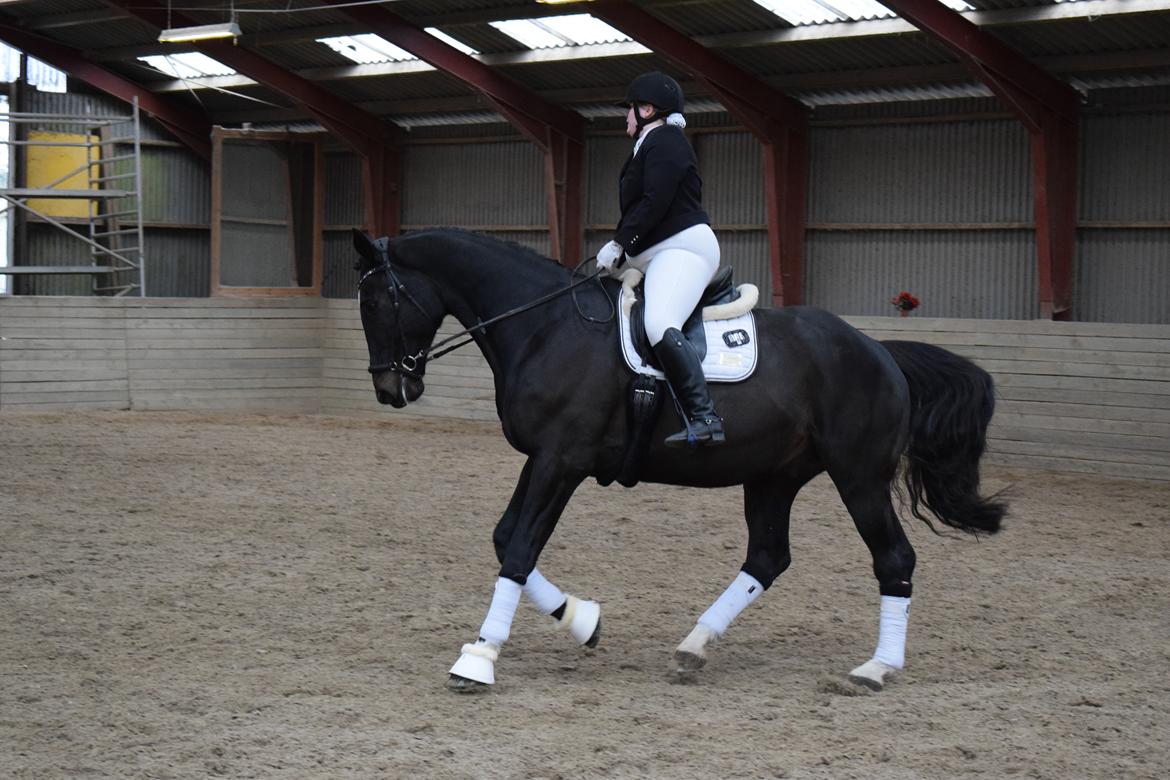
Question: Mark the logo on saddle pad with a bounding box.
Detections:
[722,329,750,348]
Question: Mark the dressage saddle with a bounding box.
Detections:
[627,265,739,371]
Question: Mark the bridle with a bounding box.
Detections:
[357,237,433,380]
[356,236,611,380]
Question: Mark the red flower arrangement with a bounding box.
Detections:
[891,291,921,317]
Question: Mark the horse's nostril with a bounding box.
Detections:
[376,389,391,405]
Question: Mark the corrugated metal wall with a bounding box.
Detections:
[323,151,365,299]
[1076,230,1169,323]
[402,140,545,227]
[142,228,210,297]
[1076,113,1170,323]
[693,131,771,298]
[808,120,1032,223]
[585,135,629,275]
[805,118,1037,319]
[15,89,211,296]
[219,141,295,288]
[11,86,1167,323]
[806,230,1037,318]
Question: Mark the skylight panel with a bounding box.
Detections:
[820,0,895,21]
[490,19,567,49]
[425,28,478,56]
[540,14,631,45]
[318,34,416,64]
[753,0,842,26]
[755,0,974,26]
[138,52,236,79]
[490,14,629,49]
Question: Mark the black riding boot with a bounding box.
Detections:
[652,327,726,448]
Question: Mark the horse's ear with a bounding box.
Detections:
[353,229,376,261]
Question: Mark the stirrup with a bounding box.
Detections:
[665,416,725,448]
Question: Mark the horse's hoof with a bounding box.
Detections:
[560,596,601,646]
[673,649,707,673]
[449,641,498,685]
[447,674,491,694]
[673,623,715,673]
[847,659,898,691]
[584,617,602,648]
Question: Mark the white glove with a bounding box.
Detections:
[595,240,624,272]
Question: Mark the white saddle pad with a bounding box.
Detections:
[617,283,758,383]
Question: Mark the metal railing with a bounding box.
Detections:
[0,98,146,296]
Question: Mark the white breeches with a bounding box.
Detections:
[626,223,720,346]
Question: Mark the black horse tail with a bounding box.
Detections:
[881,340,1007,535]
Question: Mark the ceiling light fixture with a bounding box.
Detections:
[158,20,242,44]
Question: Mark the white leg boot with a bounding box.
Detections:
[448,577,521,690]
[849,595,910,691]
[558,595,602,647]
[524,569,601,647]
[675,570,764,672]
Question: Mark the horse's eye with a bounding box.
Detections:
[362,298,379,312]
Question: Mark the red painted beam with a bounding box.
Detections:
[319,0,584,265]
[879,0,1079,318]
[546,130,584,268]
[880,0,1079,124]
[762,127,808,309]
[0,23,211,159]
[363,141,401,238]
[591,1,808,305]
[1032,116,1078,319]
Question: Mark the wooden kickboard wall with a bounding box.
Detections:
[845,317,1170,481]
[3,298,1167,480]
[1,297,323,414]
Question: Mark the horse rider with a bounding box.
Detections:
[595,71,725,448]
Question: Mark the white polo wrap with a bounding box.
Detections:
[697,570,764,636]
[478,576,522,647]
[873,595,911,669]
[523,568,566,615]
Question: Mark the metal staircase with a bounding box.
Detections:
[0,97,146,296]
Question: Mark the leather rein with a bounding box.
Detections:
[356,238,607,380]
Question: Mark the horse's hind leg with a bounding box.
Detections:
[835,477,917,690]
[491,459,601,649]
[674,477,801,673]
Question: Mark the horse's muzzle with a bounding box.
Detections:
[372,371,424,408]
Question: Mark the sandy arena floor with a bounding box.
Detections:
[1,411,1167,779]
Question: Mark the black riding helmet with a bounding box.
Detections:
[618,71,684,116]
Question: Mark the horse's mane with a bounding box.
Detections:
[404,228,568,274]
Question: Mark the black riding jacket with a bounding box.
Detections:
[614,124,710,257]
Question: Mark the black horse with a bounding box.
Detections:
[353,228,1006,692]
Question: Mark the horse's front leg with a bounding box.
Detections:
[490,459,602,648]
[448,457,586,692]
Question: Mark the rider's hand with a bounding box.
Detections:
[595,240,624,272]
